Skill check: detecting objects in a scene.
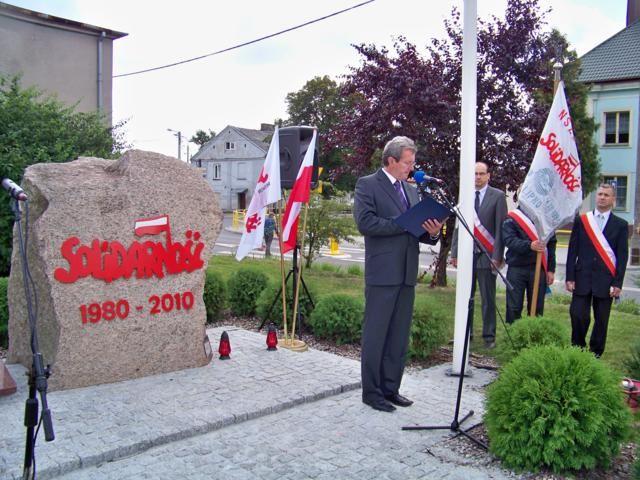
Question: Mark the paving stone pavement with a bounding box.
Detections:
[1,327,518,479]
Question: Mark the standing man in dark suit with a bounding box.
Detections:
[354,136,443,413]
[566,183,628,357]
[451,161,508,349]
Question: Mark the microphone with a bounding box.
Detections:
[2,177,28,201]
[413,170,444,185]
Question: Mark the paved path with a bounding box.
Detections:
[1,327,516,479]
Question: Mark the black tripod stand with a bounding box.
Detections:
[402,183,513,450]
[258,244,314,331]
[7,197,55,480]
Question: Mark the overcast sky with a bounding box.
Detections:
[9,0,628,159]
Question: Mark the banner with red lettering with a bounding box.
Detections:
[518,81,582,241]
[236,127,282,260]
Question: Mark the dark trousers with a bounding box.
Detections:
[505,265,546,324]
[469,262,497,341]
[570,293,613,357]
[264,234,274,256]
[361,284,414,403]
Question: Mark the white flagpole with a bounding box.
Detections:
[452,0,477,375]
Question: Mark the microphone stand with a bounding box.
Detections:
[9,199,55,479]
[402,181,513,450]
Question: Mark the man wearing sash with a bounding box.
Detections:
[502,208,557,323]
[451,161,507,349]
[566,183,629,357]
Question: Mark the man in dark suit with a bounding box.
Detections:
[451,161,508,349]
[354,136,443,413]
[566,183,629,357]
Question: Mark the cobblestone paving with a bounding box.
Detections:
[1,327,518,479]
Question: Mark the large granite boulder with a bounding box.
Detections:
[8,150,222,390]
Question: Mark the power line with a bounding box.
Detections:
[114,0,376,78]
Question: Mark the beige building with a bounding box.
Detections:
[0,2,127,124]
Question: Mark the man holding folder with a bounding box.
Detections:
[354,136,443,413]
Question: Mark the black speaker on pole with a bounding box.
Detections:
[279,126,319,189]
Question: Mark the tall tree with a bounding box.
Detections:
[190,129,215,147]
[0,76,128,275]
[330,0,599,286]
[284,75,358,191]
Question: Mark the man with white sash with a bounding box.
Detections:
[502,207,557,323]
[566,183,629,357]
[451,161,507,349]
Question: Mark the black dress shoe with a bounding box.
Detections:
[363,399,396,412]
[384,393,413,407]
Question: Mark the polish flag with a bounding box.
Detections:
[134,215,169,236]
[281,130,317,254]
[236,127,282,260]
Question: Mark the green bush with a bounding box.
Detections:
[408,296,450,359]
[623,338,640,379]
[0,277,7,349]
[203,270,226,323]
[634,456,640,480]
[309,294,363,345]
[485,346,632,473]
[616,298,640,315]
[497,316,570,364]
[227,268,269,317]
[255,281,316,328]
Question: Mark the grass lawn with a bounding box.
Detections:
[208,254,640,375]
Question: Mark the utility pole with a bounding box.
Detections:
[167,128,182,161]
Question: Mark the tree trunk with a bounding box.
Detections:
[430,218,455,287]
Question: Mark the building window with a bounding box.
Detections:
[213,163,222,180]
[237,162,247,180]
[197,159,202,168]
[604,111,630,145]
[225,141,235,150]
[602,175,628,211]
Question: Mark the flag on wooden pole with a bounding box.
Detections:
[518,81,582,241]
[236,127,282,260]
[280,130,317,254]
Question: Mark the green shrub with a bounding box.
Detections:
[203,270,226,323]
[227,268,269,317]
[0,277,7,349]
[616,298,640,315]
[485,346,632,473]
[497,316,570,364]
[346,264,363,276]
[309,294,363,345]
[255,281,316,328]
[634,456,640,480]
[408,296,450,359]
[623,338,640,379]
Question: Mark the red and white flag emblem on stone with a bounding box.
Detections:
[280,130,316,254]
[236,127,282,260]
[134,215,169,236]
[518,81,582,241]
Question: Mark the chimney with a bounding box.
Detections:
[260,123,275,132]
[628,0,640,26]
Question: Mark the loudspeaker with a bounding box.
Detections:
[279,126,319,189]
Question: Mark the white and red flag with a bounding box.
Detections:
[235,127,282,260]
[280,130,317,254]
[518,81,582,240]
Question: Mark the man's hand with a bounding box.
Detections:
[491,259,503,270]
[546,271,555,285]
[610,286,622,298]
[566,281,575,292]
[451,258,457,268]
[422,219,443,237]
[530,240,546,252]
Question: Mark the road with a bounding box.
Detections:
[214,214,640,301]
